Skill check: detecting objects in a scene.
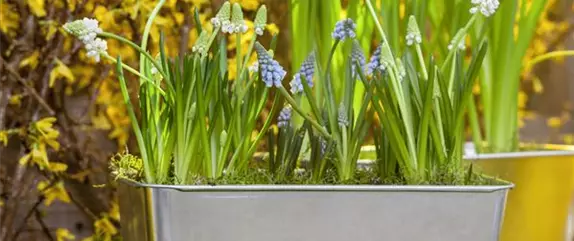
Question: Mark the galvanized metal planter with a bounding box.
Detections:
[465,143,574,241]
[118,179,512,241]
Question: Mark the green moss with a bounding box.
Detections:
[111,153,501,185]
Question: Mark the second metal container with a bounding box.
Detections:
[466,144,574,241]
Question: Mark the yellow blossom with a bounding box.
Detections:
[564,135,574,145]
[266,23,279,35]
[40,20,60,40]
[109,201,120,221]
[186,0,209,7]
[48,162,68,172]
[71,65,96,90]
[0,1,20,37]
[9,94,23,107]
[94,216,118,239]
[0,131,7,146]
[94,6,116,30]
[38,181,71,206]
[518,91,528,109]
[231,0,260,11]
[70,170,91,182]
[56,228,75,241]
[66,0,77,11]
[547,117,562,129]
[532,77,543,94]
[19,50,40,69]
[20,144,50,168]
[27,0,47,17]
[50,59,75,87]
[35,117,60,150]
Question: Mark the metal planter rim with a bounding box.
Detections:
[464,143,574,160]
[120,178,513,193]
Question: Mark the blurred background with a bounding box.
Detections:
[0,0,573,240]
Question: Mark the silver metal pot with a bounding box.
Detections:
[118,180,512,241]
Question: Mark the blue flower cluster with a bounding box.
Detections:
[338,103,349,127]
[332,18,357,41]
[290,52,316,94]
[255,43,286,88]
[366,44,385,76]
[277,106,292,128]
[351,42,366,76]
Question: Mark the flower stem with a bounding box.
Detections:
[102,54,166,96]
[440,14,478,72]
[278,86,333,141]
[98,32,168,80]
[139,0,166,77]
[526,50,574,70]
[415,44,428,80]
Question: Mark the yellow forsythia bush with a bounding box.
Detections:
[0,0,275,240]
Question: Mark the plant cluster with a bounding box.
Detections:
[65,0,504,185]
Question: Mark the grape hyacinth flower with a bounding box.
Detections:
[338,103,349,127]
[223,3,248,34]
[351,41,366,77]
[447,32,467,51]
[319,136,327,157]
[470,0,500,17]
[254,43,286,87]
[254,5,267,35]
[290,52,316,94]
[64,18,108,62]
[366,44,385,76]
[63,18,102,43]
[396,58,406,80]
[85,38,108,62]
[210,2,232,32]
[192,30,209,56]
[406,16,422,46]
[277,106,292,128]
[332,18,356,41]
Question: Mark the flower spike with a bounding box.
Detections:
[290,51,316,94]
[254,5,268,35]
[332,18,357,41]
[254,42,286,88]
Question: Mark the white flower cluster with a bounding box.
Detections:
[222,21,248,34]
[448,37,466,51]
[470,0,500,17]
[406,16,422,46]
[64,18,107,62]
[255,25,265,36]
[405,32,422,46]
[254,5,267,36]
[210,2,248,34]
[85,38,107,62]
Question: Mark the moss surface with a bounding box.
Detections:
[111,153,505,186]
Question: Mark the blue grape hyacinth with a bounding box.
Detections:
[277,106,292,128]
[255,43,286,88]
[332,18,356,41]
[290,52,316,94]
[366,44,385,76]
[351,41,366,77]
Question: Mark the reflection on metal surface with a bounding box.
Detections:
[118,180,511,241]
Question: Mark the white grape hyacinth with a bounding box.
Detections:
[448,36,466,51]
[470,0,500,17]
[64,18,108,62]
[85,38,108,62]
